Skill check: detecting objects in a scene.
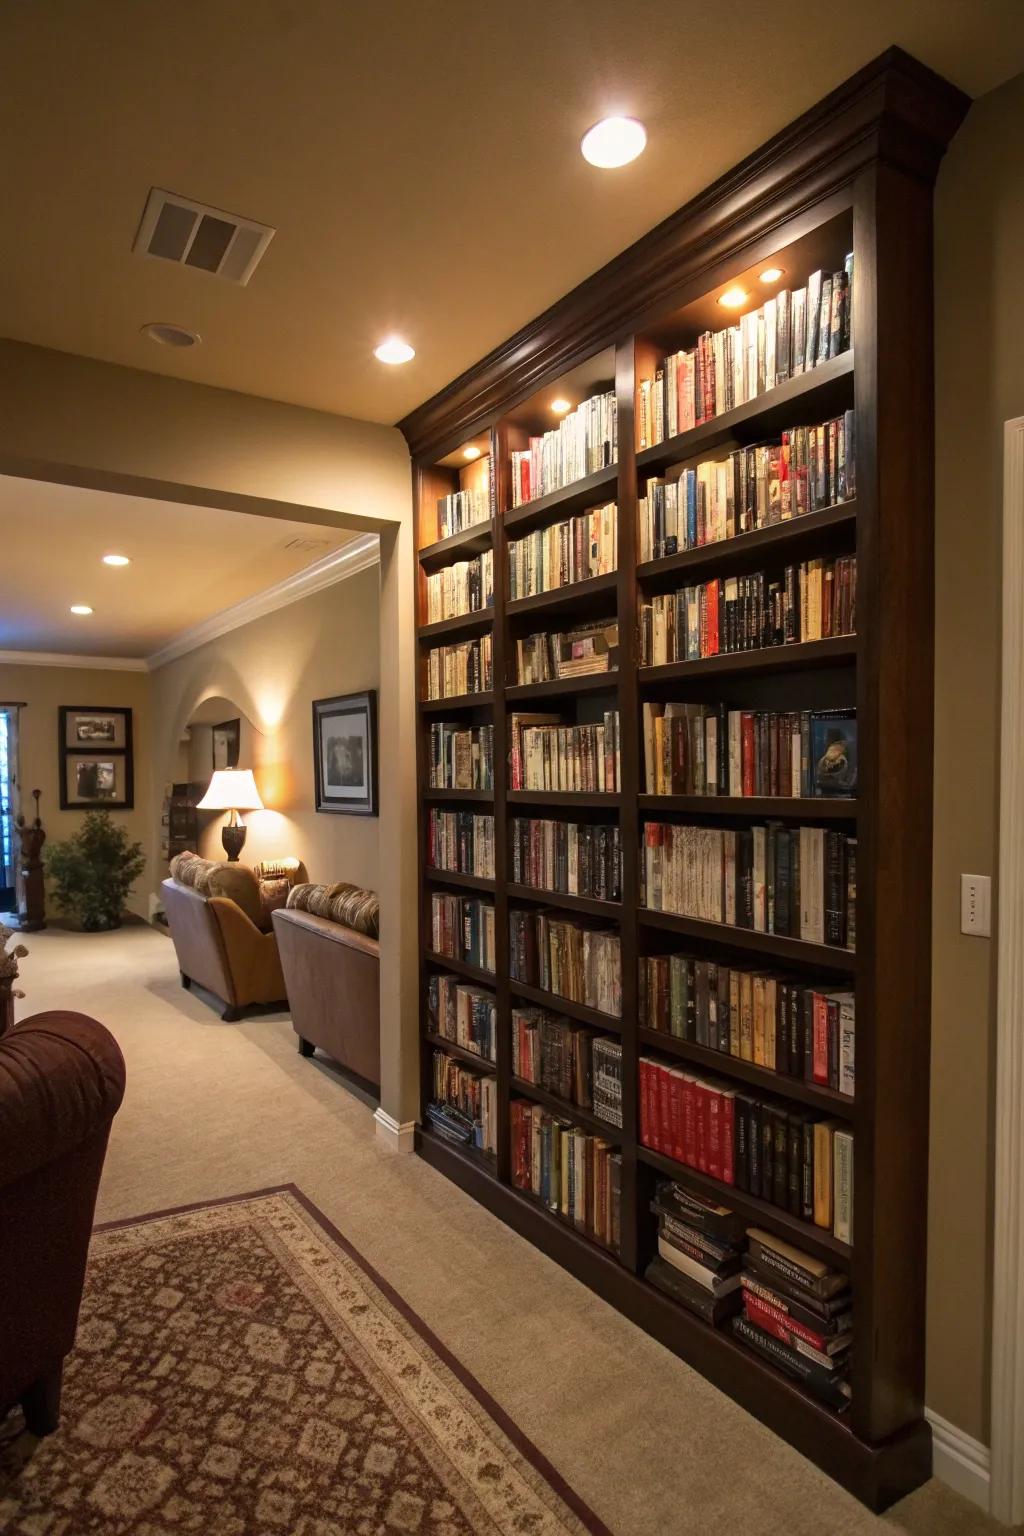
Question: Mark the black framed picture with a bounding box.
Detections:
[59,706,134,810]
[313,691,378,816]
[212,718,241,772]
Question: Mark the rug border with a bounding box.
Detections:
[94,1184,614,1536]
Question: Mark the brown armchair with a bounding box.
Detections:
[0,1011,126,1434]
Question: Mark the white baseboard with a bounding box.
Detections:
[373,1107,416,1154]
[926,1408,991,1513]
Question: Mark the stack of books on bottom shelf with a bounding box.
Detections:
[426,1049,497,1156]
[510,1100,621,1250]
[734,1228,853,1412]
[645,1181,746,1325]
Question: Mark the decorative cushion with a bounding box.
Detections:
[257,877,292,926]
[286,881,379,940]
[167,852,265,931]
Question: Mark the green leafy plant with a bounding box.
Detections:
[46,811,146,931]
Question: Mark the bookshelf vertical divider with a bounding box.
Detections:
[404,49,968,1512]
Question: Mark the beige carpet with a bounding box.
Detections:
[6,925,1013,1536]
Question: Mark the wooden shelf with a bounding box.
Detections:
[423,951,496,986]
[639,636,856,685]
[637,1027,854,1116]
[408,54,962,1509]
[503,464,618,534]
[506,882,622,919]
[418,609,494,642]
[635,351,855,473]
[424,867,496,893]
[422,1031,498,1075]
[637,908,856,973]
[422,787,494,803]
[638,794,856,820]
[511,1077,622,1138]
[637,1144,852,1265]
[418,520,494,570]
[419,692,494,715]
[508,979,623,1032]
[637,502,856,586]
[506,789,620,808]
[506,572,618,620]
[506,672,618,702]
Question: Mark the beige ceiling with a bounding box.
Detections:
[0,476,353,658]
[3,2,1023,427]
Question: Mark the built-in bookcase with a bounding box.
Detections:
[403,51,968,1510]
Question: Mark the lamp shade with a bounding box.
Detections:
[196,768,264,812]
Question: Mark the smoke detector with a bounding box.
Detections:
[133,188,275,286]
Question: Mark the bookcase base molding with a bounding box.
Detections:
[417,1127,931,1512]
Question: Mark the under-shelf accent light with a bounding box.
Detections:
[718,286,749,310]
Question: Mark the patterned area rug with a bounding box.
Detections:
[0,1187,609,1535]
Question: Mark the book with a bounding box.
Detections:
[508,502,617,598]
[511,816,621,901]
[509,908,622,1016]
[510,1098,620,1247]
[731,1316,851,1410]
[511,391,617,506]
[746,1228,849,1298]
[833,1128,854,1244]
[811,711,857,796]
[427,809,495,879]
[657,1234,742,1295]
[645,1255,742,1325]
[424,635,493,700]
[425,549,493,624]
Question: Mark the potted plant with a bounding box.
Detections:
[0,923,27,1035]
[46,810,146,932]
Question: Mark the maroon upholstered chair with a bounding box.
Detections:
[0,1011,125,1434]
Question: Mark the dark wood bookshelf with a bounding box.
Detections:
[404,49,966,1510]
[503,463,618,533]
[635,350,855,473]
[505,882,621,919]
[638,793,856,820]
[423,867,496,893]
[506,789,621,808]
[637,1144,852,1264]
[637,1026,854,1116]
[417,609,493,642]
[636,501,857,586]
[508,980,624,1034]
[422,1031,498,1075]
[422,787,495,803]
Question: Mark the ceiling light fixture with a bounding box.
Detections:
[142,321,200,347]
[70,604,93,616]
[718,286,749,310]
[550,398,572,415]
[759,267,785,284]
[581,116,647,169]
[463,446,482,461]
[374,337,415,365]
[103,553,131,567]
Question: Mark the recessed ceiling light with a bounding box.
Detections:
[70,604,93,616]
[551,398,572,415]
[463,446,481,461]
[581,116,647,169]
[142,321,200,347]
[374,337,415,365]
[103,553,131,567]
[759,267,785,284]
[718,286,749,310]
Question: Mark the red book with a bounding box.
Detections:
[742,1291,835,1354]
[639,1059,653,1148]
[694,1081,709,1173]
[681,1075,697,1167]
[657,1063,672,1158]
[741,713,756,796]
[720,1089,736,1186]
[812,993,829,1085]
[668,1068,684,1163]
[707,1088,723,1182]
[705,581,720,657]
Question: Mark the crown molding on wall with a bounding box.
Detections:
[146,532,380,671]
[0,648,148,672]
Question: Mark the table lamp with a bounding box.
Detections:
[196,769,264,862]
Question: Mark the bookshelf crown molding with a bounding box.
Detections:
[397,47,967,461]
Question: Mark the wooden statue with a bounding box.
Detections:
[15,788,46,932]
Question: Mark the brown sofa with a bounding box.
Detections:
[162,853,296,1020]
[272,882,380,1090]
[0,1011,126,1434]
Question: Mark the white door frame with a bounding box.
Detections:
[991,415,1024,1526]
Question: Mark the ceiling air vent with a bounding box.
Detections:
[132,188,275,286]
[281,535,334,554]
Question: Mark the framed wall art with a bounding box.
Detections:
[59,706,134,810]
[312,691,378,816]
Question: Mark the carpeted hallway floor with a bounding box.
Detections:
[8,924,1013,1536]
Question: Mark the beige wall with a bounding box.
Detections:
[151,566,380,892]
[0,661,153,918]
[929,69,1024,1445]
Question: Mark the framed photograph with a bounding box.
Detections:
[59,706,134,810]
[313,691,378,816]
[62,707,129,751]
[212,718,240,772]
